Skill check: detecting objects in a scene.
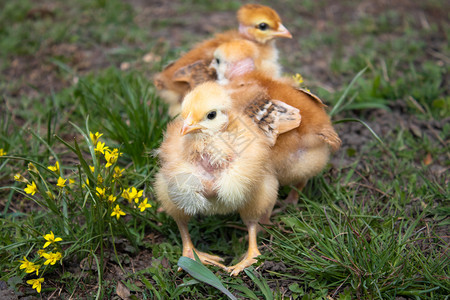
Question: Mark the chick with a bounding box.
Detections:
[154,81,301,275]
[211,40,341,207]
[211,38,297,85]
[210,39,260,85]
[154,4,292,116]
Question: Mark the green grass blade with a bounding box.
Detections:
[177,256,237,300]
[70,120,98,169]
[330,66,368,116]
[244,267,273,300]
[230,284,259,299]
[333,118,385,146]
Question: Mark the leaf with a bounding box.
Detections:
[116,281,131,300]
[177,256,237,300]
[121,280,142,292]
[423,153,433,166]
[177,278,200,287]
[7,276,22,292]
[289,283,304,294]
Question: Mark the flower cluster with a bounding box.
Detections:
[16,132,151,223]
[12,131,154,294]
[18,231,63,293]
[92,132,122,168]
[122,187,151,212]
[292,73,310,92]
[89,132,152,218]
[18,160,73,201]
[0,148,7,156]
[14,132,151,219]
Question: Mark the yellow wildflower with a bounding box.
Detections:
[292,73,304,85]
[26,278,44,293]
[107,194,117,203]
[37,249,45,257]
[89,165,95,173]
[42,252,62,265]
[28,162,39,173]
[14,173,28,183]
[47,161,60,173]
[82,178,90,188]
[24,181,38,195]
[94,141,109,154]
[19,256,32,270]
[43,231,62,248]
[96,187,106,198]
[113,166,124,180]
[46,191,54,200]
[69,179,75,185]
[138,198,152,212]
[104,148,121,168]
[0,148,6,156]
[56,177,67,188]
[90,131,103,145]
[122,187,143,203]
[111,205,126,220]
[19,257,40,275]
[97,174,103,184]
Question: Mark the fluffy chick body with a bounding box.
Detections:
[155,115,277,218]
[155,81,303,275]
[229,72,341,195]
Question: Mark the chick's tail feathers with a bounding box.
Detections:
[318,127,341,152]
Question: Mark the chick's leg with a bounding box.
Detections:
[228,175,278,276]
[284,180,307,205]
[175,218,226,270]
[228,220,261,276]
[259,202,276,226]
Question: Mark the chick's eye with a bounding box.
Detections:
[215,58,220,64]
[207,111,217,120]
[257,22,269,30]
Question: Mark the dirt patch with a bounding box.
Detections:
[2,43,111,100]
[332,99,449,174]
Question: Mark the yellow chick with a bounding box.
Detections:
[154,81,301,275]
[153,4,292,116]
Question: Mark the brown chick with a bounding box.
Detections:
[211,40,341,209]
[154,81,301,275]
[153,4,292,116]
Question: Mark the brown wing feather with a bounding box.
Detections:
[295,88,327,107]
[244,95,301,145]
[172,60,217,88]
[318,127,341,152]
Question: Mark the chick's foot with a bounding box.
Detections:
[182,247,227,270]
[227,248,261,276]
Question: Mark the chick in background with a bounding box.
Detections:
[154,4,292,116]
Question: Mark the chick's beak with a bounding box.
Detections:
[274,23,292,38]
[209,60,217,73]
[180,123,202,135]
[181,114,202,136]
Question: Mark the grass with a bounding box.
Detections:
[0,0,449,299]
